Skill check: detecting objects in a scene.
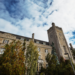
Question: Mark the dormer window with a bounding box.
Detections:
[21,38,24,41]
[29,39,31,41]
[36,41,39,44]
[26,39,29,41]
[43,42,46,45]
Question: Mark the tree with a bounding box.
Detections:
[40,53,74,75]
[58,57,74,75]
[26,40,39,75]
[45,53,57,75]
[51,42,59,64]
[0,40,25,75]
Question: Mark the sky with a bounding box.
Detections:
[0,0,75,47]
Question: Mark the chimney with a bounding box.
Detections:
[70,43,73,50]
[32,33,34,42]
[52,22,55,27]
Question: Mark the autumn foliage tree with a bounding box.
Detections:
[0,40,25,75]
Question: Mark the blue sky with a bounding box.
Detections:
[0,0,75,47]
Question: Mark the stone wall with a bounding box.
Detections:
[0,31,52,72]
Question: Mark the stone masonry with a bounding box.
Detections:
[0,22,75,72]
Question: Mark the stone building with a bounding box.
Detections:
[0,23,74,72]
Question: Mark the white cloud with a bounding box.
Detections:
[19,18,48,41]
[0,19,19,34]
[0,0,75,48]
[45,0,75,47]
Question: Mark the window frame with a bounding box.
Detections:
[63,46,67,53]
[38,55,41,59]
[0,48,5,54]
[38,48,40,52]
[45,49,48,53]
[36,41,39,44]
[3,40,9,44]
[43,42,46,45]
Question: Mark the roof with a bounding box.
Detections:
[0,31,50,45]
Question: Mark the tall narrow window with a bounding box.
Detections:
[38,55,41,59]
[39,63,42,71]
[21,38,24,41]
[63,46,67,53]
[45,49,48,53]
[46,64,48,68]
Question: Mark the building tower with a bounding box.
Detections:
[47,23,72,60]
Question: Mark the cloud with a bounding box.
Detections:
[0,0,53,22]
[0,18,19,33]
[0,0,75,48]
[43,22,48,26]
[68,31,75,44]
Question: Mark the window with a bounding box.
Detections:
[36,41,39,44]
[0,49,5,54]
[59,33,62,36]
[21,38,24,41]
[45,49,48,53]
[3,40,9,44]
[43,42,46,45]
[50,34,53,38]
[29,39,31,41]
[39,63,42,67]
[38,55,41,59]
[63,46,67,53]
[39,67,41,71]
[38,48,40,52]
[39,63,42,71]
[26,39,29,41]
[46,64,48,68]
[16,36,21,39]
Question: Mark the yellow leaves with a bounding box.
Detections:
[6,57,10,61]
[0,40,26,75]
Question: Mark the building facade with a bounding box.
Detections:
[0,23,74,72]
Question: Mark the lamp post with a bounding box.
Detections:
[65,53,75,75]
